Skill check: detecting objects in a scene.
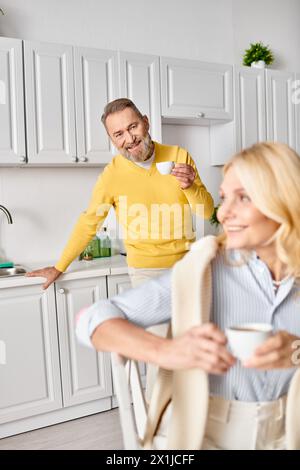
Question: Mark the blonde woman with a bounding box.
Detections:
[76,142,300,450]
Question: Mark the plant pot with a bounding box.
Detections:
[251,60,266,69]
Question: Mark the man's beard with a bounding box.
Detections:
[118,133,154,162]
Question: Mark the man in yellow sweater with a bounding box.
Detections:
[27,98,214,288]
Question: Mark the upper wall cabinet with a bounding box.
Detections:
[24,41,119,165]
[24,41,77,165]
[235,67,266,151]
[74,47,119,164]
[0,38,26,164]
[119,51,161,142]
[266,69,296,149]
[160,57,233,123]
[220,67,298,166]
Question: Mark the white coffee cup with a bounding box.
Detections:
[226,323,273,361]
[156,161,175,175]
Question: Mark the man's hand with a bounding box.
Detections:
[160,323,236,374]
[26,266,62,290]
[243,331,300,369]
[171,163,196,189]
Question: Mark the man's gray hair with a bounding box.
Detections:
[101,98,144,127]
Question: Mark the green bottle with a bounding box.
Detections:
[98,227,111,257]
[79,237,100,260]
[89,237,101,258]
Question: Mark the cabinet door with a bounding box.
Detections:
[0,284,62,424]
[160,57,233,120]
[55,276,112,407]
[295,73,300,155]
[0,37,26,165]
[24,41,77,164]
[74,47,119,165]
[236,67,266,151]
[119,51,161,142]
[107,274,132,297]
[266,70,296,148]
[107,274,147,384]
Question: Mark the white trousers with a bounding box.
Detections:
[205,395,287,450]
[154,394,287,450]
[128,267,169,402]
[128,267,169,288]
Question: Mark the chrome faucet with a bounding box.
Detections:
[0,205,13,224]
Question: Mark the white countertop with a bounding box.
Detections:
[0,255,128,289]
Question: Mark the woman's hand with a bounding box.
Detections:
[243,331,300,369]
[160,322,236,374]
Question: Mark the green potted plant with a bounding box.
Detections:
[209,206,220,229]
[243,42,274,69]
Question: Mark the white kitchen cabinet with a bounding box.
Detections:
[107,273,132,297]
[160,57,233,122]
[266,69,296,148]
[0,258,131,437]
[74,47,119,164]
[235,66,266,151]
[0,37,26,165]
[107,273,147,386]
[55,276,113,407]
[24,41,120,166]
[212,66,267,166]
[119,51,161,142]
[24,41,77,165]
[0,284,62,425]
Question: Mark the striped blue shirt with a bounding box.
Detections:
[80,250,300,402]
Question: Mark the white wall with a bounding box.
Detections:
[232,0,300,71]
[0,0,299,266]
[0,167,101,265]
[0,0,234,62]
[162,124,222,238]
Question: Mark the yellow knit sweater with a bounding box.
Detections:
[55,142,214,272]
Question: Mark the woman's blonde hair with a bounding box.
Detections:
[219,142,300,279]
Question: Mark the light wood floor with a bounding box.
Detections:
[0,409,124,450]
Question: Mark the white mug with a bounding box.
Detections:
[226,323,273,361]
[156,161,175,175]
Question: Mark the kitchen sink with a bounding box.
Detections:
[0,265,27,277]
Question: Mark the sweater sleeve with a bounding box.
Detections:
[55,165,114,272]
[181,151,214,219]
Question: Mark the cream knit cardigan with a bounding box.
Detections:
[142,235,300,450]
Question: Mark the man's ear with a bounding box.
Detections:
[142,115,150,131]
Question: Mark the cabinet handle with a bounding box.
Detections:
[71,157,78,163]
[197,112,205,118]
[58,288,65,294]
[79,156,88,162]
[19,156,26,163]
